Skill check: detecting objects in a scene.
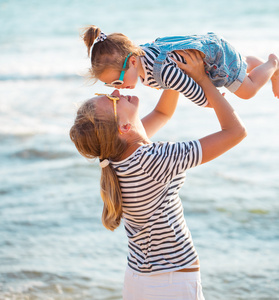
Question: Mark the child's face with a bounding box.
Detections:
[99,56,140,90]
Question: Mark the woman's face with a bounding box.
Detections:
[94,90,140,126]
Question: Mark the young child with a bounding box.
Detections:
[81,25,279,107]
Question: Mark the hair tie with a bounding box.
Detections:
[90,31,107,58]
[99,159,109,168]
[96,31,107,43]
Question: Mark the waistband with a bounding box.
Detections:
[175,266,200,273]
[126,265,201,280]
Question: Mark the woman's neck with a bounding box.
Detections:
[120,137,150,160]
[118,116,151,160]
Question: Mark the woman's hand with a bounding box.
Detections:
[172,50,206,84]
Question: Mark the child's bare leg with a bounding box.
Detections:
[245,56,265,73]
[235,54,279,99]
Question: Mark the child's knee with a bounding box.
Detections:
[238,90,257,100]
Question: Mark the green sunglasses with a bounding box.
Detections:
[104,52,132,87]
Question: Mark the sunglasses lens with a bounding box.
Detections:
[104,80,124,87]
[112,80,124,86]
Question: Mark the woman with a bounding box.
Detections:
[70,51,247,300]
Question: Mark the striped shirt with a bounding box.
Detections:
[111,140,202,274]
[140,46,208,107]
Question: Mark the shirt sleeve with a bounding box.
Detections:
[161,58,208,107]
[139,141,203,184]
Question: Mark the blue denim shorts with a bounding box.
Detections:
[202,33,247,92]
[148,32,247,93]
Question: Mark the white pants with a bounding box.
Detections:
[122,266,205,300]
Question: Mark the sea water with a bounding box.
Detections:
[0,0,279,299]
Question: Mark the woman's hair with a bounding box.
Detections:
[80,25,145,82]
[69,99,127,231]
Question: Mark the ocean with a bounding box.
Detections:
[0,0,279,299]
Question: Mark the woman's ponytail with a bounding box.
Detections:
[70,98,126,231]
[100,165,123,231]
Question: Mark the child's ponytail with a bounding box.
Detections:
[80,25,101,57]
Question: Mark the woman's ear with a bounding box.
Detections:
[119,123,132,135]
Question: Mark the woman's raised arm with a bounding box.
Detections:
[174,50,247,164]
[141,89,179,138]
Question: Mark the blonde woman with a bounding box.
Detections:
[70,51,247,299]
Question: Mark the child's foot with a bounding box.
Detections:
[269,54,279,98]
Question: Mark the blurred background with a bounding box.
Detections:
[0,0,279,299]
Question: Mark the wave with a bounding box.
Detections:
[0,72,82,82]
[10,148,75,160]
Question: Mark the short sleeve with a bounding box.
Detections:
[139,141,202,184]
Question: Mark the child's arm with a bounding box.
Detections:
[141,89,179,138]
[162,53,210,107]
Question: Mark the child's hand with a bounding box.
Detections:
[172,50,206,84]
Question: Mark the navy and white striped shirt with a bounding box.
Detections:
[111,140,202,274]
[140,46,208,107]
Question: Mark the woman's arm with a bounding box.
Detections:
[174,50,247,164]
[198,77,247,164]
[141,89,179,138]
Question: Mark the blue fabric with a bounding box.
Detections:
[141,32,247,93]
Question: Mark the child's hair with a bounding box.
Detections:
[69,99,127,231]
[80,25,145,82]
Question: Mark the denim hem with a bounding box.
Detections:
[226,58,247,93]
